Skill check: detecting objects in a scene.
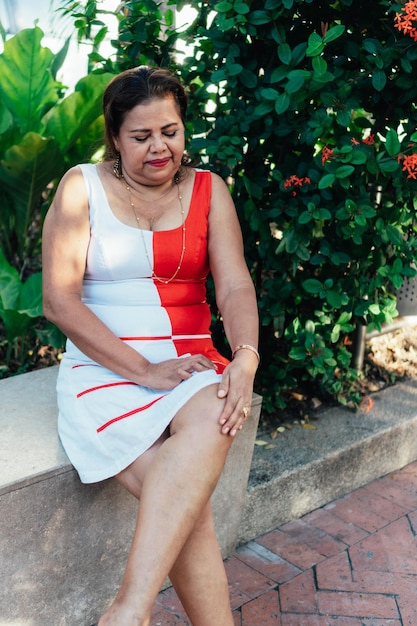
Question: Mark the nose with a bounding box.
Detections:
[150,134,166,152]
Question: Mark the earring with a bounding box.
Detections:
[113,154,122,179]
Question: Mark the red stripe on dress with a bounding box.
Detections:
[77,381,136,398]
[97,394,167,433]
[120,336,171,341]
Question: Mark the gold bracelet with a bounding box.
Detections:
[232,344,260,364]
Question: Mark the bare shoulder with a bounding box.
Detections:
[210,170,231,195]
[49,165,89,217]
[208,171,237,220]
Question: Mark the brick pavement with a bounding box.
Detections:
[152,460,417,625]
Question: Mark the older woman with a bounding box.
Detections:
[42,66,259,626]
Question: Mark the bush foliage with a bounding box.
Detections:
[0,25,112,374]
[3,1,417,413]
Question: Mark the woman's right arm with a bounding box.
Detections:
[42,167,214,388]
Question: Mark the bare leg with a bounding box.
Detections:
[111,440,233,625]
[168,502,234,626]
[97,384,233,626]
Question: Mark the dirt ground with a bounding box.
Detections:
[366,319,417,380]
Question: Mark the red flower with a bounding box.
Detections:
[400,153,417,179]
[362,133,375,145]
[395,1,417,42]
[321,145,334,165]
[283,175,311,196]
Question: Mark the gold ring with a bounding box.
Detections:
[243,406,250,419]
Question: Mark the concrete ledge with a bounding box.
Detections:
[239,377,417,544]
[0,366,261,626]
[2,367,417,625]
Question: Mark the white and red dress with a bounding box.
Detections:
[56,164,229,483]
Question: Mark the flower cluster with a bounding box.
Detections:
[398,152,417,179]
[394,0,417,41]
[321,134,375,166]
[321,145,334,165]
[283,174,311,196]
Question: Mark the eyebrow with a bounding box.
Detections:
[128,122,180,133]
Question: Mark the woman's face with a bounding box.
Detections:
[114,95,185,187]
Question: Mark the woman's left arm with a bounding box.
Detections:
[208,172,259,436]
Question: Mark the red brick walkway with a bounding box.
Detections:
[153,460,417,625]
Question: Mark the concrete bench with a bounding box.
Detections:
[0,366,261,625]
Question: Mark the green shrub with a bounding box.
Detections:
[29,1,417,411]
[0,25,113,375]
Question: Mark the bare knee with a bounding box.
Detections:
[170,384,228,441]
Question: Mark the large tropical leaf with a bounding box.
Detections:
[0,249,42,343]
[0,132,63,251]
[0,27,60,133]
[43,72,113,153]
[0,248,20,309]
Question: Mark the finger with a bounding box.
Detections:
[217,371,230,400]
[222,400,251,436]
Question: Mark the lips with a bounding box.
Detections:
[148,158,171,167]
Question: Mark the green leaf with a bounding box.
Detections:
[0,132,63,251]
[363,38,381,54]
[385,224,404,245]
[285,72,305,93]
[323,24,345,43]
[318,173,336,188]
[235,2,250,14]
[278,43,292,65]
[312,56,327,76]
[275,92,290,114]
[335,165,355,178]
[227,63,243,76]
[254,101,274,116]
[306,32,324,57]
[299,211,312,224]
[378,159,399,173]
[216,1,233,12]
[261,87,280,100]
[0,27,59,133]
[289,346,308,361]
[326,291,343,308]
[239,68,258,88]
[302,278,322,294]
[43,72,112,152]
[385,128,401,157]
[17,271,42,317]
[164,9,174,26]
[248,10,271,25]
[350,150,367,165]
[51,36,70,79]
[372,69,386,91]
[0,248,20,309]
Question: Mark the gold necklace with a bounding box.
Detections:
[121,174,186,284]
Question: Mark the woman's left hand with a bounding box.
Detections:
[216,351,258,436]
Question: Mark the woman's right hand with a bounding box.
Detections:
[140,354,217,390]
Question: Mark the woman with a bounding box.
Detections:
[42,66,259,626]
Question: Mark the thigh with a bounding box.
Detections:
[115,428,169,499]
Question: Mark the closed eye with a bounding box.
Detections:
[134,130,179,142]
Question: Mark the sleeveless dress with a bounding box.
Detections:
[56,164,229,483]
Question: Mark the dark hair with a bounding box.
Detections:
[103,66,188,160]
